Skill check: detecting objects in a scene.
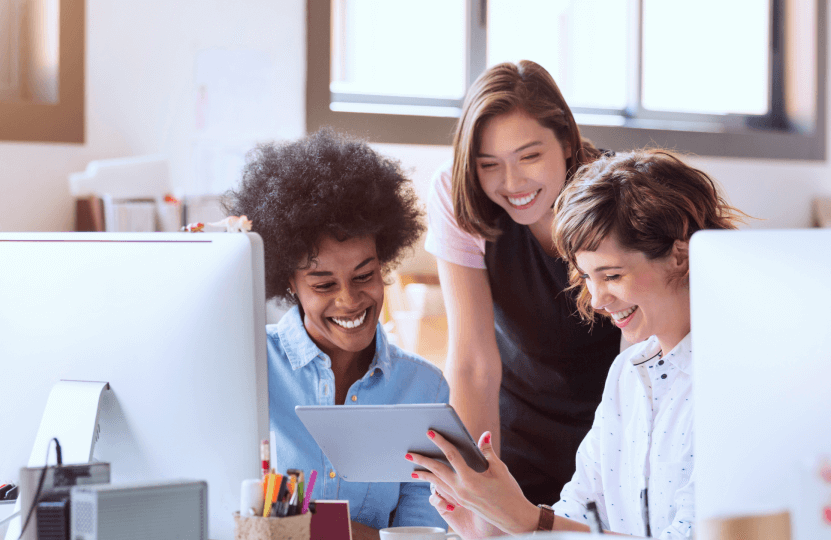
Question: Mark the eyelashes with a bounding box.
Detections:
[312,271,374,292]
[477,152,542,170]
[577,274,622,282]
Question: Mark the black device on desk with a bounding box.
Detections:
[18,462,111,540]
[0,484,17,501]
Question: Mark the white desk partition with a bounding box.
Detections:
[691,229,831,534]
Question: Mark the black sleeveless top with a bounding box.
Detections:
[484,213,621,504]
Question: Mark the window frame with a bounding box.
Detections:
[0,0,85,144]
[307,0,825,160]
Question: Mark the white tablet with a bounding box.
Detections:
[295,403,489,482]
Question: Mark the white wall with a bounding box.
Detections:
[1,0,829,236]
[378,136,831,238]
[0,0,305,232]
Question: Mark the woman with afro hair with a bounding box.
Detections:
[224,128,449,537]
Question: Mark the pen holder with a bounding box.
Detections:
[233,511,312,540]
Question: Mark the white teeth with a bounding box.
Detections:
[332,309,368,329]
[611,306,637,320]
[507,190,540,207]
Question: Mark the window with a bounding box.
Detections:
[0,0,84,143]
[307,0,825,160]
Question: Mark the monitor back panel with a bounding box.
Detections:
[690,229,831,521]
[0,233,268,540]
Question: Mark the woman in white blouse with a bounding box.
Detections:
[407,149,747,538]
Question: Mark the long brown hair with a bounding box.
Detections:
[552,149,748,321]
[451,60,600,241]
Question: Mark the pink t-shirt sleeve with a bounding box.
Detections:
[424,161,488,269]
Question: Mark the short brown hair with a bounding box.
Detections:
[552,149,747,320]
[451,60,601,241]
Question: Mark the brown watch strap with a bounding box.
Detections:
[536,504,555,531]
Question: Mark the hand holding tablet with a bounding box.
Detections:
[294,404,488,483]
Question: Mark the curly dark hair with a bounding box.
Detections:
[223,128,425,304]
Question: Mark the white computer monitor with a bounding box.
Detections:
[0,233,269,540]
[690,229,831,527]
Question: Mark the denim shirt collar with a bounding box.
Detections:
[277,306,393,382]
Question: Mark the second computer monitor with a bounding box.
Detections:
[690,229,831,525]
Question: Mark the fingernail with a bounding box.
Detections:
[446,504,455,512]
[427,430,435,439]
[405,453,413,461]
[483,433,491,444]
[411,473,419,479]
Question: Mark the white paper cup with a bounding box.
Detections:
[238,478,264,518]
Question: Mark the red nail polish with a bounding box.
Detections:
[427,430,435,439]
[446,504,455,512]
[483,433,491,445]
[411,473,419,479]
[405,453,413,461]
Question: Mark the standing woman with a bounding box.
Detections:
[424,60,621,503]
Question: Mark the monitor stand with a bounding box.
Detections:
[5,380,109,540]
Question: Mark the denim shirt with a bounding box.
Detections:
[267,306,450,530]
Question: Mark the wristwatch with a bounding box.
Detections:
[536,504,555,531]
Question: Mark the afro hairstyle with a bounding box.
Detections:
[223,128,425,304]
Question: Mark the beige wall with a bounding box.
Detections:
[0,0,305,232]
[0,0,829,237]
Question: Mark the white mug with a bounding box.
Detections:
[379,526,461,540]
[513,534,607,539]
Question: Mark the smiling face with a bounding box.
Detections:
[575,235,691,353]
[289,234,383,360]
[476,109,570,227]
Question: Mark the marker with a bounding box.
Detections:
[288,487,299,515]
[275,475,289,517]
[263,473,281,500]
[287,469,304,507]
[262,474,277,517]
[302,470,317,514]
[260,439,270,479]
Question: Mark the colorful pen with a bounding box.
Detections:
[302,470,317,514]
[275,475,289,517]
[288,487,299,515]
[262,474,277,517]
[287,469,304,507]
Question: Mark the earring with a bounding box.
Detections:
[287,287,296,299]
